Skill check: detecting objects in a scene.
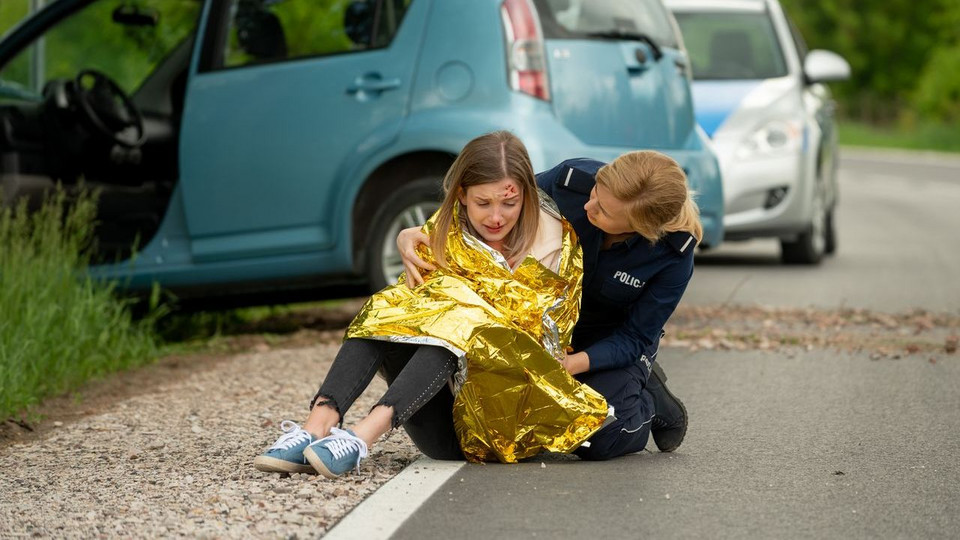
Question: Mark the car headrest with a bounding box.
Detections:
[237,9,288,61]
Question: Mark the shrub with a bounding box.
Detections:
[913,44,960,124]
[0,187,158,419]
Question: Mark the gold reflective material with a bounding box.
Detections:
[346,201,608,463]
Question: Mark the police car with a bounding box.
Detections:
[665,0,850,264]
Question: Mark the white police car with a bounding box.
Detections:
[665,0,850,264]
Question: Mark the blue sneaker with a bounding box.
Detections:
[253,420,316,474]
[303,427,369,479]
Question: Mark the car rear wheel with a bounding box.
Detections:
[780,182,826,265]
[366,178,443,291]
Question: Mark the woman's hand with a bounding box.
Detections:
[397,227,435,288]
[561,351,590,375]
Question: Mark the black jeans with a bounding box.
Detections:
[311,338,459,431]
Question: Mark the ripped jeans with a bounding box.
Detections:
[310,338,458,429]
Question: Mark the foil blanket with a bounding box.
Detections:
[345,201,608,463]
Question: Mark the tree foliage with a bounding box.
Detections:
[780,0,960,123]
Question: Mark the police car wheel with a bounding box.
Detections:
[366,178,443,291]
[780,227,824,265]
[781,179,827,265]
[824,208,837,255]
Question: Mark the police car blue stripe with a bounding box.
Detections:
[690,80,763,138]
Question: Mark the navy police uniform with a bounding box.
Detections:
[537,158,696,460]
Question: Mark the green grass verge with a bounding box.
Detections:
[155,299,353,351]
[0,187,159,419]
[839,120,960,154]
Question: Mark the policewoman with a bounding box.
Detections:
[397,150,700,460]
[536,152,701,460]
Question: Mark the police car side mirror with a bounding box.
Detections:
[803,49,850,84]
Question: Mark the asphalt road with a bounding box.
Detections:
[394,349,960,539]
[375,150,960,539]
[686,148,960,313]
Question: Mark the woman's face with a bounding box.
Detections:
[584,183,634,235]
[460,178,523,247]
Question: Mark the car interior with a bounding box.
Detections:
[0,1,197,264]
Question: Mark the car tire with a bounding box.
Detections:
[780,182,826,265]
[365,177,443,291]
[824,207,837,255]
[780,227,824,265]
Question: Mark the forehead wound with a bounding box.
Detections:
[503,183,518,198]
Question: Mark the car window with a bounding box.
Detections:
[533,0,679,49]
[672,10,787,80]
[0,0,201,100]
[220,0,412,69]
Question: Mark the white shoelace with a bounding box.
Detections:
[318,427,369,473]
[269,420,312,451]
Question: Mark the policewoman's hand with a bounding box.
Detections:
[397,227,435,288]
[561,351,590,375]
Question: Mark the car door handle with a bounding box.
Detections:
[346,74,402,95]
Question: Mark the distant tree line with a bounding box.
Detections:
[781,0,960,125]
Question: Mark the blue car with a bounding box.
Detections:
[0,0,722,303]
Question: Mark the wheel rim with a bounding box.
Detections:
[380,201,441,286]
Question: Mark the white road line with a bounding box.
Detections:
[323,457,465,540]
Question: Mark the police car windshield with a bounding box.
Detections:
[533,0,679,49]
[672,11,788,80]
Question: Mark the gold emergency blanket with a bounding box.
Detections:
[346,202,608,463]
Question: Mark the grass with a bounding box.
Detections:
[839,119,960,154]
[0,187,160,419]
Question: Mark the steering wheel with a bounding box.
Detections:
[74,69,145,148]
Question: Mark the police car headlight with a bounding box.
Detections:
[735,120,803,160]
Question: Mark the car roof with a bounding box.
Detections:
[663,0,768,13]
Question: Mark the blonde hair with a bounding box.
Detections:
[430,131,540,267]
[596,151,703,244]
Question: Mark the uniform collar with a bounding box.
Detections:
[601,232,644,250]
[604,231,694,254]
[622,233,645,248]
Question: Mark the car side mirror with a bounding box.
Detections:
[803,49,850,84]
[344,0,374,45]
[112,4,159,27]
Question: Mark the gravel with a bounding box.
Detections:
[0,342,420,538]
[7,302,952,537]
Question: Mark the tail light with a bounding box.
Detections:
[500,0,550,101]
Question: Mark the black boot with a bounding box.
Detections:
[647,362,687,452]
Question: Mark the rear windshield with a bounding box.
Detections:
[533,0,679,49]
[672,11,787,80]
